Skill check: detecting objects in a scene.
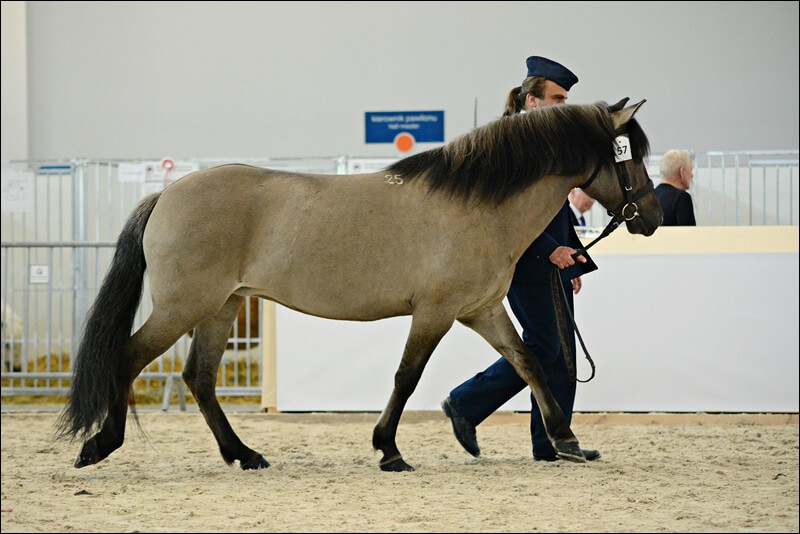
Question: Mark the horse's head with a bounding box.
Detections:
[580,98,663,236]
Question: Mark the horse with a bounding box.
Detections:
[55,97,662,472]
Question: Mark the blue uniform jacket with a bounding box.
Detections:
[511,200,598,286]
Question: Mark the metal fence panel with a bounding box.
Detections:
[2,152,798,406]
[2,158,343,407]
[581,150,799,227]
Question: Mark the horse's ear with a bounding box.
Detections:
[611,99,646,130]
[607,98,630,113]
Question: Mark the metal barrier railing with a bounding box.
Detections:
[1,241,264,406]
[2,152,798,406]
[581,150,799,227]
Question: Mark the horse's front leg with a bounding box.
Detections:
[373,312,453,472]
[460,304,585,462]
[183,295,269,470]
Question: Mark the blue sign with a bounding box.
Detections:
[365,111,444,143]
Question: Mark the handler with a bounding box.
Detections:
[442,56,601,462]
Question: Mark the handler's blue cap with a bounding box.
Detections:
[525,56,579,90]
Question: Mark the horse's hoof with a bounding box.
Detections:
[240,454,270,470]
[557,452,587,463]
[554,441,586,463]
[74,440,101,468]
[380,458,415,472]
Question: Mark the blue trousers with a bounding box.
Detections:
[448,279,576,457]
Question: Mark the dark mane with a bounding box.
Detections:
[623,117,650,163]
[386,102,648,204]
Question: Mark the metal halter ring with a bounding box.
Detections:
[621,202,640,221]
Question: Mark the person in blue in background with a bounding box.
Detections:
[569,188,595,227]
[441,56,601,462]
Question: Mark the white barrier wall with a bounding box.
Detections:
[274,227,799,413]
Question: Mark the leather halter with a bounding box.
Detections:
[572,129,654,260]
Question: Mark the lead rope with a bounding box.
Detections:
[554,215,624,383]
[557,124,655,382]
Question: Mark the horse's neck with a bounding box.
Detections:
[497,175,578,257]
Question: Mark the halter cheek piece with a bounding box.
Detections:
[572,128,654,259]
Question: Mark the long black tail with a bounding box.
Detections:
[55,192,161,440]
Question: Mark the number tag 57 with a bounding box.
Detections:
[614,136,632,162]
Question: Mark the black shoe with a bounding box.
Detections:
[441,397,480,457]
[534,448,601,462]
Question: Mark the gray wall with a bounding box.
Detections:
[3,1,799,161]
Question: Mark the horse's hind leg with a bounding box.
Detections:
[182,295,269,470]
[73,381,131,468]
[372,311,453,472]
[459,304,584,462]
[75,310,199,468]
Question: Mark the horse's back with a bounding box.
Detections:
[143,163,513,321]
[143,165,413,316]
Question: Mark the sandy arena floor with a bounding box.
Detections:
[1,409,798,533]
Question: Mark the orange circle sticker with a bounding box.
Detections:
[394,133,415,152]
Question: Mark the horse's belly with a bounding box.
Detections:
[253,280,413,321]
[245,251,509,322]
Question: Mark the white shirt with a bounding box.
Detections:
[569,203,585,225]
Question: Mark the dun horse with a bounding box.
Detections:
[56,98,662,472]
